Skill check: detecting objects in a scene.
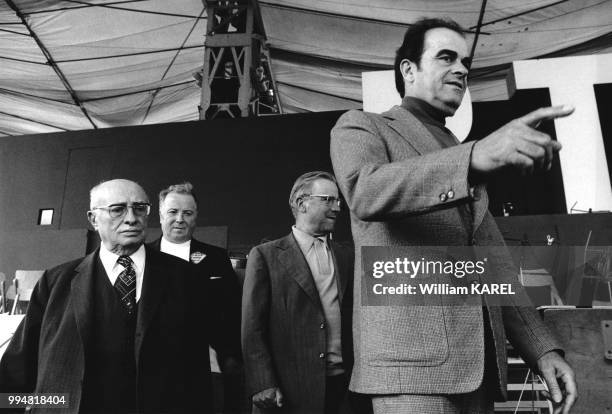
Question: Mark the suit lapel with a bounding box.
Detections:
[189,238,207,265]
[278,234,323,309]
[135,247,169,363]
[384,105,442,154]
[149,237,162,252]
[386,105,490,236]
[70,251,98,356]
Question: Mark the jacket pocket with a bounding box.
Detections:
[363,306,449,367]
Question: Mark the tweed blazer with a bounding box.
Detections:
[330,106,560,399]
[0,246,213,414]
[241,233,353,414]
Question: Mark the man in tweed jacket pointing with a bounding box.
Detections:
[330,17,576,414]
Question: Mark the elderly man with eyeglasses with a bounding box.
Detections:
[0,179,216,414]
[242,171,366,414]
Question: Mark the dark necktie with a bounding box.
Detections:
[115,255,136,314]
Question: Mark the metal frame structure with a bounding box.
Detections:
[199,0,281,120]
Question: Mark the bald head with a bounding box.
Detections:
[87,179,150,255]
[90,179,148,209]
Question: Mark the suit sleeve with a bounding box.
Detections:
[210,249,242,365]
[479,213,562,367]
[241,246,278,396]
[0,272,50,393]
[330,109,476,221]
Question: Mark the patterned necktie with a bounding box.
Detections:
[313,237,332,275]
[115,255,136,314]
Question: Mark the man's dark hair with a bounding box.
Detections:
[394,17,465,97]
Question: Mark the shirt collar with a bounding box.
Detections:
[99,243,146,273]
[292,225,328,252]
[160,237,191,261]
[160,237,191,249]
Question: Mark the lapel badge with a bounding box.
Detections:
[190,251,206,264]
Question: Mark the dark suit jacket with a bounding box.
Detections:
[330,107,561,399]
[241,233,354,414]
[148,237,242,364]
[0,246,212,414]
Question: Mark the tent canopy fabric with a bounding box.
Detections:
[0,0,610,136]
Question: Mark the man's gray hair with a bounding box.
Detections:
[158,182,198,208]
[288,171,337,218]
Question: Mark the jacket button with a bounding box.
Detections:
[439,193,447,202]
[320,323,325,329]
[447,190,454,199]
[319,353,325,359]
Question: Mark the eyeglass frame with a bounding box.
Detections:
[90,202,152,219]
[300,194,342,208]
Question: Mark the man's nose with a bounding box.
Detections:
[124,207,138,223]
[453,60,468,77]
[175,212,184,222]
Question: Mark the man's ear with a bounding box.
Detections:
[297,197,307,213]
[87,211,97,229]
[400,58,416,84]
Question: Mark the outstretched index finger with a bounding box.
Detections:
[519,105,575,127]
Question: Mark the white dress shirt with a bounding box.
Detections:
[160,238,191,262]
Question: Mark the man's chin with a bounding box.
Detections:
[109,238,144,255]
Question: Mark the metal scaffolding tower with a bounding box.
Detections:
[199,0,281,119]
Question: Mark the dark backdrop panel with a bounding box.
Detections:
[595,83,612,190]
[0,229,88,280]
[61,146,115,228]
[0,111,348,255]
[468,88,566,217]
[1,92,608,258]
[0,135,70,232]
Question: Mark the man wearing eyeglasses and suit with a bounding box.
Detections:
[242,171,358,414]
[0,179,214,414]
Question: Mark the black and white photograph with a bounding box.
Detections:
[0,1,611,413]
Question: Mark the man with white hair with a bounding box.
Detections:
[0,178,214,414]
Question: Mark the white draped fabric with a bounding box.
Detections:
[0,0,610,135]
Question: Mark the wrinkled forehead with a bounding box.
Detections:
[91,181,148,207]
[423,27,469,57]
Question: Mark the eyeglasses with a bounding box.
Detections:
[91,203,151,219]
[302,194,342,208]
